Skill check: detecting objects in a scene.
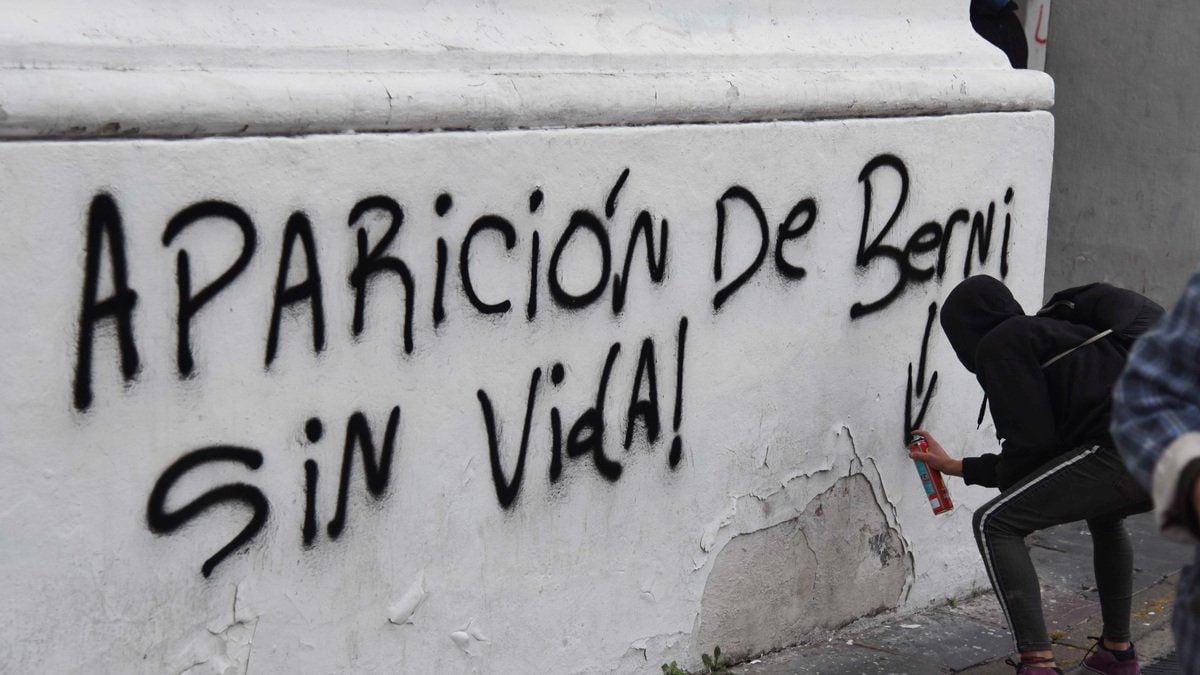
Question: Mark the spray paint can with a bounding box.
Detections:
[908,433,954,515]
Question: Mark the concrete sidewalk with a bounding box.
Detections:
[728,513,1192,674]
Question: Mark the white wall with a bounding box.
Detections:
[0,2,1054,673]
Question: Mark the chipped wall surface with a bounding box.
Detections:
[697,475,911,659]
[0,113,1052,672]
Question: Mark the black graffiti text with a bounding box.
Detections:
[851,154,1015,319]
[478,316,689,509]
[711,186,818,310]
[73,170,669,411]
[146,406,401,577]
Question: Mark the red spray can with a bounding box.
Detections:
[908,432,954,515]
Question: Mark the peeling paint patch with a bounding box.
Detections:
[839,426,919,602]
[695,475,912,662]
[639,578,657,603]
[606,632,688,674]
[175,585,259,675]
[449,619,490,656]
[387,572,428,625]
[695,456,840,567]
[700,498,737,552]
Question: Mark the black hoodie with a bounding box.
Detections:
[940,276,1163,489]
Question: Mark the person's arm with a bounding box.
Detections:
[1112,269,1200,541]
[907,430,1013,492]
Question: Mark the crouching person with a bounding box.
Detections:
[912,275,1162,674]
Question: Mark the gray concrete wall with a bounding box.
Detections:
[1044,1,1200,307]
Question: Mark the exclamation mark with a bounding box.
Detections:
[669,316,688,468]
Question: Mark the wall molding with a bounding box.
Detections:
[0,1,1054,139]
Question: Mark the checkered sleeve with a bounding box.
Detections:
[1174,563,1200,672]
[1112,267,1200,539]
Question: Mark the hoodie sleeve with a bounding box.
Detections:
[966,319,1063,489]
[962,452,1001,488]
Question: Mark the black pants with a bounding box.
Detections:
[972,446,1152,651]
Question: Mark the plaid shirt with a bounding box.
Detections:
[1112,266,1200,671]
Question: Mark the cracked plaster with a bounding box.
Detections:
[172,583,260,675]
[695,473,912,662]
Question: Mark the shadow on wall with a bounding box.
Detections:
[696,474,912,661]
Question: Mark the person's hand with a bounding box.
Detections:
[908,429,964,477]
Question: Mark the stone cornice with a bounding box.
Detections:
[0,1,1054,139]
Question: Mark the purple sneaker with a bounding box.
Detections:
[1005,656,1064,674]
[1079,638,1139,675]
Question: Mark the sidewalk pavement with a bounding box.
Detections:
[729,512,1192,674]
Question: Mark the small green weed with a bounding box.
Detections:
[661,645,732,674]
[661,662,687,675]
[701,645,731,672]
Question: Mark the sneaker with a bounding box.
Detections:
[1079,637,1139,675]
[1005,656,1064,674]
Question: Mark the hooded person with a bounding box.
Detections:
[913,275,1161,674]
[938,275,1160,490]
[941,274,1024,374]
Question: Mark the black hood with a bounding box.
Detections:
[940,275,1025,373]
